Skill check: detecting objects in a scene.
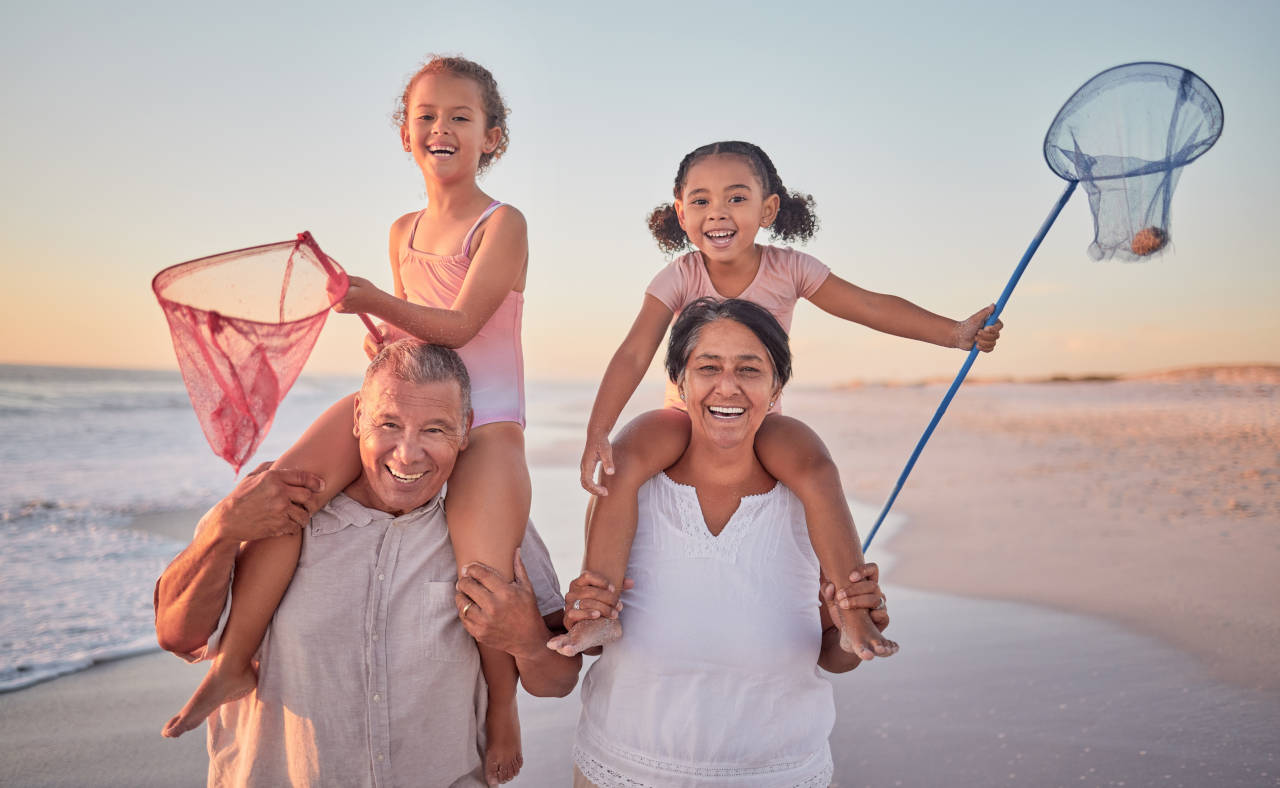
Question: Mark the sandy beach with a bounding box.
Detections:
[2,371,1277,786]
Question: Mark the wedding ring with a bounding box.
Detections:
[461,602,473,618]
[875,597,886,610]
[573,599,582,610]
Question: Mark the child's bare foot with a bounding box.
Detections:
[837,604,898,661]
[545,617,621,657]
[161,660,257,738]
[484,695,523,785]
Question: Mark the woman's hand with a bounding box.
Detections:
[953,304,1004,352]
[579,433,616,496]
[562,569,632,628]
[334,276,387,315]
[821,562,889,632]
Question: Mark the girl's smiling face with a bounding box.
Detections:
[400,73,501,183]
[675,154,780,264]
[680,317,781,452]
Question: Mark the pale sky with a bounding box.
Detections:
[2,0,1277,384]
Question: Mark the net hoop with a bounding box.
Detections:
[1043,61,1224,183]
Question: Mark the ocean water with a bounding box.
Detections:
[0,364,605,693]
[0,364,895,694]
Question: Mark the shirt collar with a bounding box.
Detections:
[311,491,446,535]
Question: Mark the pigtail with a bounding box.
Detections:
[648,203,689,255]
[769,190,819,244]
[739,142,819,245]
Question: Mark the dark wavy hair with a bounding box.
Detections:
[394,55,510,173]
[647,141,819,255]
[666,298,792,390]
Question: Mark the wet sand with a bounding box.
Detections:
[3,371,1278,786]
[790,371,1280,691]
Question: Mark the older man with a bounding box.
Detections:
[154,341,584,787]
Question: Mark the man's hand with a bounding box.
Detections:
[454,553,548,660]
[205,462,326,545]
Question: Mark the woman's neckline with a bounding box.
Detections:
[658,471,779,538]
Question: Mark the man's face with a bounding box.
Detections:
[346,371,470,516]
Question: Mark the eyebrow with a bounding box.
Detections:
[413,104,476,112]
[693,351,766,362]
[685,184,753,196]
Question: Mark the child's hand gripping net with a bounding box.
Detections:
[1044,62,1223,261]
[153,232,349,472]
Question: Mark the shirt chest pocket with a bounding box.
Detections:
[420,581,477,662]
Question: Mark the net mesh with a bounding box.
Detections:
[153,232,347,472]
[1043,62,1223,261]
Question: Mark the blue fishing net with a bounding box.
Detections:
[1044,62,1223,261]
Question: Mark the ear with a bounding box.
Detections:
[760,192,780,229]
[457,409,474,452]
[674,199,688,232]
[482,125,501,155]
[352,393,365,438]
[400,125,411,153]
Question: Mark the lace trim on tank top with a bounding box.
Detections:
[573,744,834,787]
[658,473,779,562]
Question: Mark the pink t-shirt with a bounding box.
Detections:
[645,245,831,410]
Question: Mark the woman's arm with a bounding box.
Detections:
[817,564,891,674]
[338,207,529,349]
[807,274,1001,351]
[580,294,675,494]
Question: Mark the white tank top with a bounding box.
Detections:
[573,473,835,787]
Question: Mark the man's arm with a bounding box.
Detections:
[454,555,583,698]
[154,464,324,656]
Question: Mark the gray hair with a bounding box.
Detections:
[364,339,472,421]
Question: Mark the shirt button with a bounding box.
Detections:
[372,633,379,641]
[373,694,381,702]
[377,573,385,581]
[377,753,384,762]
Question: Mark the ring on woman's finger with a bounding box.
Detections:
[573,599,582,610]
[875,597,886,610]
[461,602,473,618]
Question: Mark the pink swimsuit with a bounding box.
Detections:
[398,201,526,428]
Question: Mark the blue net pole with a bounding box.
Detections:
[861,179,1078,553]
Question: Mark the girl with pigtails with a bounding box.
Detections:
[549,140,1003,660]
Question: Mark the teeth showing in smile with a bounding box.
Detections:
[706,230,735,239]
[428,144,457,156]
[387,466,426,482]
[708,406,745,416]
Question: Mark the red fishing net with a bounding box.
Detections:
[153,232,349,472]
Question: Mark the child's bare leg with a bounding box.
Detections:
[162,532,297,737]
[548,409,690,657]
[445,422,530,786]
[162,395,362,738]
[756,415,898,661]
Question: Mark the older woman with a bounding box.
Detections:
[563,297,890,787]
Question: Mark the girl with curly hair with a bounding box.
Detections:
[553,140,1003,661]
[163,54,532,785]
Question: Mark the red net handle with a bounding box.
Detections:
[296,231,383,343]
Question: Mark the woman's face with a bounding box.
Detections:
[680,318,781,451]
